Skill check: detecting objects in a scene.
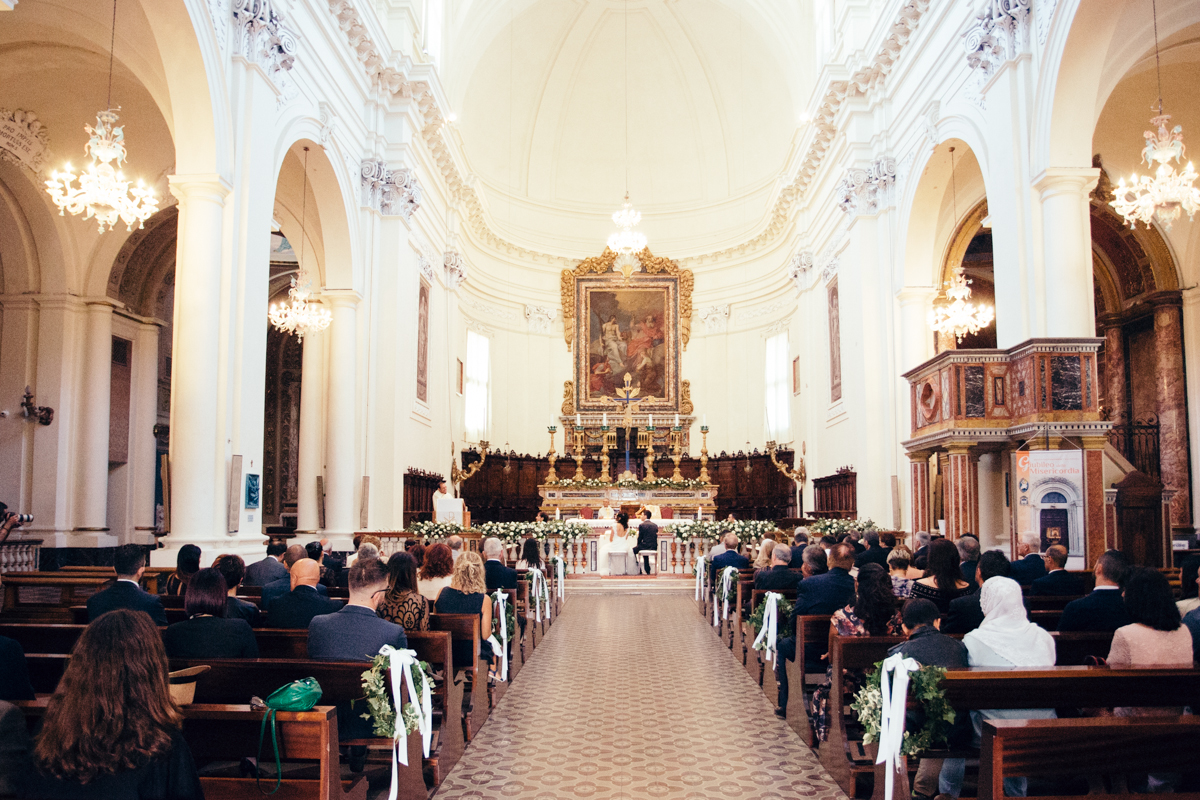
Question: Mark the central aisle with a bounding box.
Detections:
[434,590,847,799]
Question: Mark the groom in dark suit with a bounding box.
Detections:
[636,510,659,574]
[86,544,167,625]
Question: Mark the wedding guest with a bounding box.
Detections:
[887,545,915,598]
[754,545,800,591]
[377,552,429,632]
[957,535,981,589]
[753,539,776,570]
[163,568,258,659]
[212,553,261,626]
[24,610,204,799]
[85,544,168,625]
[1057,550,1130,633]
[515,537,546,572]
[1176,555,1200,616]
[910,539,972,613]
[853,531,889,568]
[943,550,1010,635]
[0,633,34,701]
[1008,536,1047,585]
[418,542,455,603]
[1029,545,1086,596]
[807,564,901,741]
[244,542,288,586]
[163,544,201,596]
[483,537,517,593]
[447,535,465,562]
[436,552,497,680]
[800,544,828,577]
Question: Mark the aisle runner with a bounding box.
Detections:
[434,594,847,800]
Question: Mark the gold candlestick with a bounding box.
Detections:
[572,427,585,479]
[644,425,657,479]
[599,426,613,482]
[670,426,684,481]
[546,426,558,482]
[698,425,711,484]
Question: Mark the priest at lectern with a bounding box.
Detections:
[433,480,466,525]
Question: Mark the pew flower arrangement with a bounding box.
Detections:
[359,653,433,737]
[808,517,878,537]
[493,593,518,639]
[672,519,777,544]
[406,521,465,540]
[850,663,955,756]
[477,520,591,546]
[749,595,794,640]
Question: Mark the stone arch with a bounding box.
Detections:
[0,159,67,296]
[936,198,995,351]
[106,206,178,317]
[271,124,359,292]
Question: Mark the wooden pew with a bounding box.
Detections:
[18,699,368,800]
[1023,594,1084,611]
[979,716,1200,800]
[2,573,113,621]
[428,613,483,742]
[792,614,834,748]
[739,587,799,680]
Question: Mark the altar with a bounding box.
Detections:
[538,485,717,519]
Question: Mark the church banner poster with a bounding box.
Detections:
[1013,450,1083,553]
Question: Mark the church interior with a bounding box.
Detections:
[1,0,1200,798]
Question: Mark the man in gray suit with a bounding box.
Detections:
[308,558,407,661]
[244,542,289,586]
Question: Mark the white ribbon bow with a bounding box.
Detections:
[876,653,921,800]
[555,556,565,598]
[694,556,706,601]
[378,645,432,799]
[485,589,509,681]
[714,566,737,627]
[529,567,551,622]
[751,591,781,662]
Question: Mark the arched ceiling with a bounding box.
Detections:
[442,0,815,255]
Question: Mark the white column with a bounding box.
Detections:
[166,175,231,547]
[1035,168,1100,338]
[297,326,326,532]
[130,321,160,543]
[897,288,936,372]
[323,291,360,548]
[74,301,113,533]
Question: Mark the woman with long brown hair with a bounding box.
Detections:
[24,609,203,799]
[911,538,972,612]
[417,542,454,603]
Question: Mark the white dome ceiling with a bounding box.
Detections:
[444,0,815,256]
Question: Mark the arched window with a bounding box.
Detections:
[1041,491,1067,504]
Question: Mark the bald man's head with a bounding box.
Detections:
[283,544,307,567]
[290,558,321,589]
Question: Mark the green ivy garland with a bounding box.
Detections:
[493,592,518,639]
[748,595,795,642]
[359,652,434,738]
[850,663,955,756]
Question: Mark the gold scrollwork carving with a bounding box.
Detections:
[560,246,693,352]
[561,380,575,416]
[680,380,694,415]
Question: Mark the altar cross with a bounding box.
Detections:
[606,373,654,479]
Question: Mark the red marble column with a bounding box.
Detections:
[944,444,978,539]
[1081,437,1108,564]
[909,451,931,534]
[1097,315,1127,425]
[1153,294,1191,530]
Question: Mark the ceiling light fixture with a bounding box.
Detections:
[268,147,332,341]
[607,0,647,281]
[928,147,994,344]
[44,0,159,233]
[1110,0,1199,230]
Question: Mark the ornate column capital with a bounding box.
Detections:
[444,250,467,290]
[168,174,232,205]
[963,0,1031,82]
[835,156,896,216]
[788,251,814,293]
[896,286,937,308]
[1033,167,1101,200]
[360,159,421,220]
[232,0,298,82]
[320,289,362,309]
[699,305,730,334]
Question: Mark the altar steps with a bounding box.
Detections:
[565,576,693,595]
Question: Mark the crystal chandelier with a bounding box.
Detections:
[928,266,996,343]
[44,0,159,233]
[268,147,331,341]
[928,146,994,344]
[1110,0,1199,231]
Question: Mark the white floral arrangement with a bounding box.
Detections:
[807,517,878,537]
[672,519,778,543]
[406,521,465,540]
[477,520,591,546]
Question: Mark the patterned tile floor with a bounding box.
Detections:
[433,588,847,799]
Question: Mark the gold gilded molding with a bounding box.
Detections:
[561,380,575,416]
[561,247,693,352]
[680,379,694,415]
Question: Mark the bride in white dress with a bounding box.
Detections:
[598,512,637,575]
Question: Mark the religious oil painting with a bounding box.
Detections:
[575,275,679,412]
[416,278,430,403]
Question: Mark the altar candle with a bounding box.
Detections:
[648,414,653,427]
[602,412,608,426]
[703,414,707,426]
[674,413,680,427]
[576,413,581,426]
[556,507,560,519]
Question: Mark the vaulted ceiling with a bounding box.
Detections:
[441,0,817,256]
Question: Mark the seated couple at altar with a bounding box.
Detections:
[598,510,659,575]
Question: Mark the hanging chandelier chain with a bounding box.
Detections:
[1151,0,1163,116]
[300,146,309,276]
[107,0,117,110]
[624,0,629,196]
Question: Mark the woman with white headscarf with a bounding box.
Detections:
[940,577,1057,798]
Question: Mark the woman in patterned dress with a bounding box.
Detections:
[808,563,902,742]
[377,551,429,632]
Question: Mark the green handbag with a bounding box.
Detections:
[256,678,323,794]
